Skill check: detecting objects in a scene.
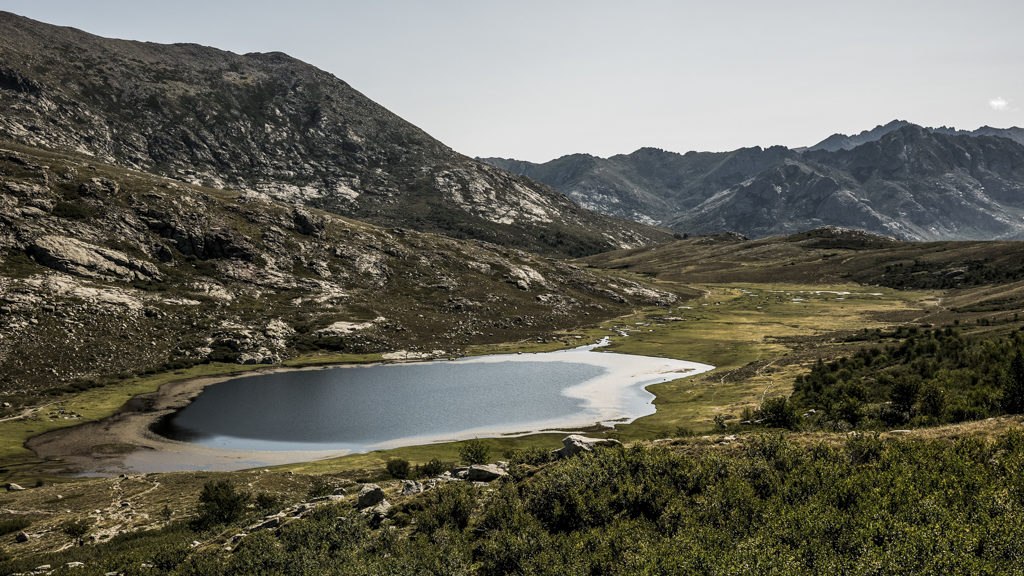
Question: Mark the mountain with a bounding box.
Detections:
[483,122,1024,241]
[0,142,677,399]
[0,11,666,256]
[804,119,912,152]
[484,145,795,226]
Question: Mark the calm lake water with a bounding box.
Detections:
[154,345,715,456]
[158,360,607,452]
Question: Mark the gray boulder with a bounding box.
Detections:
[355,484,385,509]
[555,435,623,458]
[466,464,507,482]
[6,482,25,491]
[401,480,424,495]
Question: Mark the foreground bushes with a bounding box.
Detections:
[5,431,1024,574]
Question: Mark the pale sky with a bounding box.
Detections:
[3,0,1022,162]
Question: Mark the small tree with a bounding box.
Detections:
[918,383,947,419]
[386,458,411,479]
[416,458,447,478]
[459,439,490,465]
[758,397,800,430]
[61,519,91,542]
[1003,352,1024,414]
[196,480,250,528]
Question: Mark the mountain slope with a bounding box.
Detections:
[484,123,1024,241]
[0,11,666,256]
[0,142,678,400]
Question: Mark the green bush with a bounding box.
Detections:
[415,483,475,534]
[195,480,250,528]
[459,439,490,465]
[416,458,447,478]
[386,458,411,479]
[758,396,800,430]
[61,519,91,540]
[306,476,334,499]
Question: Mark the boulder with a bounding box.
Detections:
[555,435,623,458]
[15,530,29,543]
[7,482,25,491]
[355,484,385,509]
[401,480,424,495]
[466,464,507,482]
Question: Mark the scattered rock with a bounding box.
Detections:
[355,484,385,509]
[555,435,623,458]
[401,480,424,495]
[466,464,507,482]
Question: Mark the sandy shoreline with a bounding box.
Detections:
[27,343,714,475]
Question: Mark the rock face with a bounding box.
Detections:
[355,484,385,509]
[555,435,623,458]
[0,11,666,257]
[29,235,161,281]
[484,122,1024,241]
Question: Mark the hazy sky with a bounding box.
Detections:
[4,1,1022,162]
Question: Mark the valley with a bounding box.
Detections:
[2,8,1024,574]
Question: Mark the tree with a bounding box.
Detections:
[459,439,491,465]
[196,480,250,528]
[758,397,800,430]
[918,383,947,419]
[1004,352,1024,414]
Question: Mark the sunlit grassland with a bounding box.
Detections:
[288,282,935,474]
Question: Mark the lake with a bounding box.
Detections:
[154,342,715,455]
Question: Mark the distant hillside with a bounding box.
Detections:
[483,122,1024,241]
[0,11,666,256]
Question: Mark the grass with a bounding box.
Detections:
[605,283,932,440]
[0,277,934,481]
[281,282,935,474]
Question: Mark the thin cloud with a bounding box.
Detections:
[990,97,1009,111]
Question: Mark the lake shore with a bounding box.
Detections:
[27,343,713,475]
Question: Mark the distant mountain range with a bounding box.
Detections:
[484,121,1024,241]
[0,11,664,256]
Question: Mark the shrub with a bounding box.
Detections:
[306,476,334,499]
[417,458,447,478]
[386,458,411,479]
[415,483,475,534]
[255,492,282,513]
[758,397,800,430]
[195,480,250,528]
[459,439,490,465]
[61,518,91,540]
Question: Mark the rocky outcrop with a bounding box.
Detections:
[355,484,385,509]
[466,464,507,482]
[555,435,623,458]
[28,236,161,281]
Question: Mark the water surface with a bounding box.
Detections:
[156,344,715,455]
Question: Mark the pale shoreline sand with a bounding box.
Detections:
[28,341,714,475]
